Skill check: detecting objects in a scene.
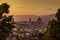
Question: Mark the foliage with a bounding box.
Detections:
[44,9,60,40]
[0,3,14,40]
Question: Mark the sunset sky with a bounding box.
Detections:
[0,0,60,15]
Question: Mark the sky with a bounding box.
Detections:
[0,0,60,15]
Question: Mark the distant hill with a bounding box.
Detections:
[40,14,55,27]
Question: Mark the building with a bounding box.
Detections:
[16,17,43,29]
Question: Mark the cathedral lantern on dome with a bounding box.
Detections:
[37,17,42,23]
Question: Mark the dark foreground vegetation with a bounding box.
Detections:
[44,9,60,40]
[0,3,14,40]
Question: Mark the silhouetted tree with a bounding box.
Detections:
[44,9,60,40]
[0,3,14,40]
[0,3,9,18]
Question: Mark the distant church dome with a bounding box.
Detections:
[37,17,42,22]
